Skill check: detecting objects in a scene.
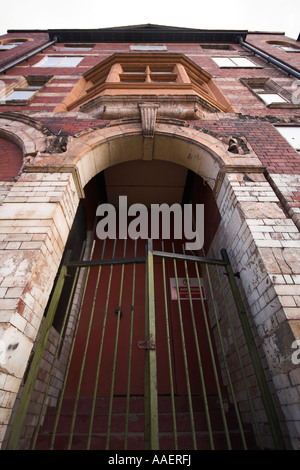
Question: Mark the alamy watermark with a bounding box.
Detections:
[292,340,300,365]
[95,196,204,250]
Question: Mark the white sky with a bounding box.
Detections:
[1,0,299,40]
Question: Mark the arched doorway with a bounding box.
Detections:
[6,123,285,450]
[64,159,222,400]
[31,158,257,450]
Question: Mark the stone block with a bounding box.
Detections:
[0,324,32,379]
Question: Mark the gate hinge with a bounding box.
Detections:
[138,335,156,350]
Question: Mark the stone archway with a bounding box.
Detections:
[29,120,263,189]
[1,119,299,449]
[0,115,48,156]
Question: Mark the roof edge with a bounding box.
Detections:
[7,24,249,44]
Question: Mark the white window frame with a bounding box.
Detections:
[130,45,167,51]
[54,44,94,52]
[2,84,43,103]
[33,56,84,67]
[241,78,295,107]
[254,92,288,105]
[6,89,36,101]
[275,45,300,52]
[0,41,25,50]
[0,77,48,105]
[212,57,259,68]
[276,126,300,153]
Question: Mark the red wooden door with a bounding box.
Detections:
[65,237,221,399]
[65,238,146,397]
[154,240,219,396]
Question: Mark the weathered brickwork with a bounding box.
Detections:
[246,34,300,71]
[0,25,300,450]
[0,32,49,69]
[189,119,300,231]
[267,174,300,230]
[0,171,81,446]
[212,173,300,449]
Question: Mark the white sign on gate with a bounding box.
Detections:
[170,277,206,300]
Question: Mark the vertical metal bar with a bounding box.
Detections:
[31,264,81,449]
[67,259,103,449]
[200,261,232,449]
[182,252,214,450]
[145,239,159,450]
[204,262,247,449]
[221,249,286,450]
[172,243,197,450]
[124,239,137,450]
[7,262,68,450]
[161,242,178,450]
[50,260,92,450]
[106,239,125,450]
[86,241,114,450]
[215,264,263,449]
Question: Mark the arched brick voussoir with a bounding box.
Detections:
[0,118,48,157]
[27,121,264,198]
[53,122,264,193]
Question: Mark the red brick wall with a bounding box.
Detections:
[0,32,50,68]
[0,36,299,118]
[189,118,300,174]
[246,33,300,71]
[38,116,109,134]
[0,137,23,181]
[0,32,299,181]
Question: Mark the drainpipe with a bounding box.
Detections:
[0,36,58,74]
[237,36,300,80]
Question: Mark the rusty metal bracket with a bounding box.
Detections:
[138,335,156,350]
[115,306,123,318]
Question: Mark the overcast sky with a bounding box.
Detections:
[1,0,299,40]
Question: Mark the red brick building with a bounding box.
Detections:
[0,24,300,451]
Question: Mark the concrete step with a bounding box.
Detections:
[35,395,257,450]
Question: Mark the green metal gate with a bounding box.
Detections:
[7,239,286,450]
